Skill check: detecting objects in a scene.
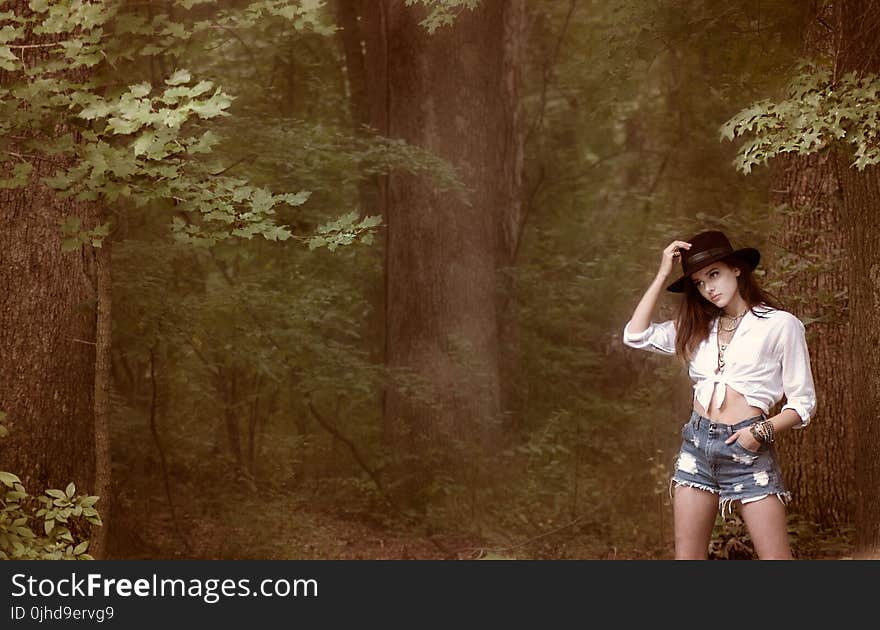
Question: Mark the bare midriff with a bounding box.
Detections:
[692,383,764,424]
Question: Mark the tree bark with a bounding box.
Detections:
[773,153,854,529]
[362,0,526,504]
[0,3,100,500]
[0,163,100,495]
[90,232,112,558]
[837,159,880,553]
[835,0,880,554]
[776,0,880,552]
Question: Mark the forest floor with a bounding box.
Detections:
[107,476,666,560]
[105,412,861,561]
[109,498,660,561]
[106,477,861,561]
[106,411,672,560]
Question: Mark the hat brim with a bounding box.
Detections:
[665,248,760,293]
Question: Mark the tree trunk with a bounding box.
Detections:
[363,0,526,505]
[837,160,880,553]
[0,165,100,496]
[90,232,113,558]
[334,0,381,218]
[769,0,862,542]
[773,153,854,530]
[222,366,245,475]
[777,0,880,552]
[334,0,370,130]
[334,0,391,421]
[833,0,880,554]
[0,4,99,499]
[835,0,880,555]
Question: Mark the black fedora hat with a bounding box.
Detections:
[666,230,760,293]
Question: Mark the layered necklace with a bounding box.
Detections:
[715,308,748,375]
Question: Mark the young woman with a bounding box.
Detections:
[622,230,817,560]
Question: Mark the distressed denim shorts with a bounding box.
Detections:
[670,410,791,518]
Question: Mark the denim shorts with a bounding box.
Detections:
[670,410,791,518]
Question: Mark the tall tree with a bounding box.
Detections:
[0,158,101,497]
[772,2,855,533]
[0,2,100,501]
[774,152,854,531]
[726,0,880,553]
[835,0,880,554]
[359,0,526,504]
[2,1,334,557]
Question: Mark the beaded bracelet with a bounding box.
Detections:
[750,420,775,445]
[749,422,765,443]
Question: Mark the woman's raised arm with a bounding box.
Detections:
[626,240,691,334]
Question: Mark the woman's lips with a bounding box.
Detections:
[711,294,722,302]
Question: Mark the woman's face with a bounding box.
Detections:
[690,260,741,308]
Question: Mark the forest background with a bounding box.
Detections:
[2,0,878,560]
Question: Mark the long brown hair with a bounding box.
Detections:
[673,255,784,363]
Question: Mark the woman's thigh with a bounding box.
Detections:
[673,486,718,560]
[739,496,792,560]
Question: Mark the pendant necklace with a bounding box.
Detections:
[716,309,747,374]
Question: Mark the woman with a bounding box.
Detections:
[622,230,817,560]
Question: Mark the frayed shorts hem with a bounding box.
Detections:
[669,478,792,519]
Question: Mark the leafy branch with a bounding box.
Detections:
[0,412,101,560]
[722,61,880,172]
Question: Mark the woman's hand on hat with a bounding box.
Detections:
[658,240,692,278]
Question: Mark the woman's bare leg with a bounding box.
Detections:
[739,496,793,559]
[673,486,719,559]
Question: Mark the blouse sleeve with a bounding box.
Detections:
[622,319,676,356]
[778,316,817,428]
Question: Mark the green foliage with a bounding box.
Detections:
[0,0,385,251]
[786,515,855,559]
[404,0,480,33]
[100,0,472,557]
[103,0,468,540]
[0,414,100,560]
[709,513,755,560]
[308,212,383,251]
[722,62,880,172]
[0,162,32,189]
[708,511,852,560]
[60,217,111,251]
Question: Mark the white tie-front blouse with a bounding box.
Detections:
[622,304,817,427]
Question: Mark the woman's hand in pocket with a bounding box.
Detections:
[725,428,761,453]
